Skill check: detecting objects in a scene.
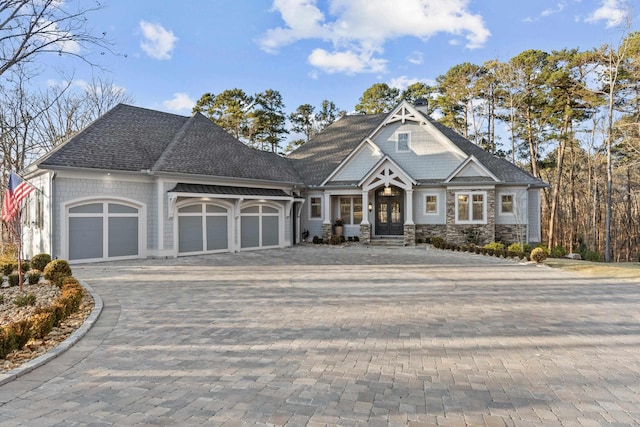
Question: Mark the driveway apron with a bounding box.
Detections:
[0,245,639,426]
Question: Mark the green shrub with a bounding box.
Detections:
[483,242,505,251]
[431,237,445,248]
[550,246,567,258]
[312,235,321,244]
[30,311,56,339]
[43,259,72,287]
[0,294,4,304]
[20,261,30,273]
[7,272,20,287]
[30,253,52,271]
[531,247,547,263]
[26,269,42,284]
[1,261,17,276]
[533,244,550,255]
[584,250,603,262]
[507,242,531,253]
[0,320,32,359]
[14,292,37,307]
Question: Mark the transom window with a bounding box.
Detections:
[501,194,514,213]
[397,132,410,152]
[339,197,363,225]
[425,194,438,214]
[456,192,486,223]
[310,197,322,219]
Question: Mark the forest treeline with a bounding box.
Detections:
[0,0,638,261]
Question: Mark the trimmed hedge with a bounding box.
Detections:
[0,278,84,359]
[43,260,72,287]
[30,253,52,271]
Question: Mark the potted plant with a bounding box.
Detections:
[334,218,344,237]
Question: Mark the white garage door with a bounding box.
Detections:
[240,204,280,249]
[67,202,140,261]
[178,203,229,254]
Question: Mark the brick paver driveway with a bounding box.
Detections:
[1,245,639,426]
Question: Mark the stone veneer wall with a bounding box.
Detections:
[321,223,332,241]
[445,189,496,245]
[415,225,447,242]
[359,224,371,244]
[495,224,527,244]
[403,224,416,246]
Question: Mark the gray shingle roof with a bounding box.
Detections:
[286,114,386,186]
[37,104,302,185]
[169,183,290,197]
[39,104,187,171]
[428,118,545,186]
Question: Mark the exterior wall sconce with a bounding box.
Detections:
[368,203,373,212]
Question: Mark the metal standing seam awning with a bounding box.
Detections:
[167,183,304,218]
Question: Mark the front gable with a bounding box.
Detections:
[445,156,499,183]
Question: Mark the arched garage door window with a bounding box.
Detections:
[67,201,140,261]
[241,204,280,249]
[178,203,229,254]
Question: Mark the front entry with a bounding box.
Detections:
[375,186,404,235]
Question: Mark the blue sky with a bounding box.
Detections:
[39,0,638,123]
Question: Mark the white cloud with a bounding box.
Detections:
[139,21,178,60]
[585,0,627,27]
[389,76,436,90]
[36,19,81,54]
[163,92,194,113]
[407,51,424,65]
[308,48,386,74]
[259,0,490,75]
[541,1,567,17]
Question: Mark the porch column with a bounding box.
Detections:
[405,189,414,225]
[323,192,331,224]
[361,190,369,225]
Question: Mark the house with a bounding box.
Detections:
[21,100,545,263]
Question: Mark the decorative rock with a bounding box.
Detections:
[566,253,582,260]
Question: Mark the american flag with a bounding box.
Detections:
[2,172,34,222]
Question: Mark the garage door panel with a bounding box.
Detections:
[108,217,138,257]
[262,216,279,246]
[69,217,103,260]
[241,216,259,248]
[179,216,203,253]
[206,216,228,250]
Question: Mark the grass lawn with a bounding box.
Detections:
[545,258,640,279]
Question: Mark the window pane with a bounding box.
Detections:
[457,195,469,220]
[353,197,362,224]
[262,206,278,214]
[178,216,203,253]
[108,217,138,257]
[310,197,321,218]
[69,203,103,214]
[262,216,279,246]
[206,204,227,213]
[501,195,513,213]
[241,216,260,248]
[242,206,260,214]
[108,203,137,214]
[426,195,437,213]
[340,199,351,225]
[378,202,388,223]
[472,194,484,221]
[69,217,103,260]
[206,216,228,250]
[398,133,409,151]
[179,204,202,213]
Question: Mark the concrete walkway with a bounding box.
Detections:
[0,245,639,426]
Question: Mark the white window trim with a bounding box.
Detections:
[500,193,515,215]
[396,132,411,153]
[309,196,322,220]
[454,191,487,224]
[424,193,439,215]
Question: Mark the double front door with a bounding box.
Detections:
[375,186,403,235]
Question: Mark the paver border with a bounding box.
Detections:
[0,280,103,386]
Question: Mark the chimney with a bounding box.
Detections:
[414,98,429,115]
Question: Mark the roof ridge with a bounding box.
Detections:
[151,112,200,172]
